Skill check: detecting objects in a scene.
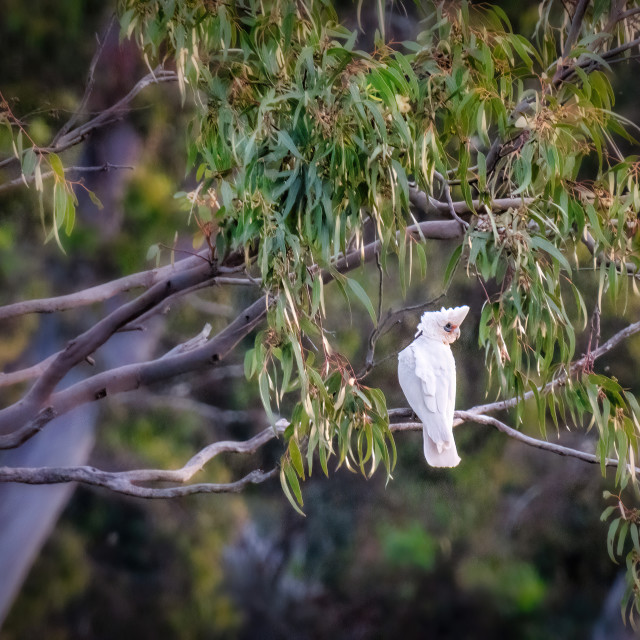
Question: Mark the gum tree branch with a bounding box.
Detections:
[2,401,637,498]
[391,412,638,471]
[0,219,466,448]
[0,423,285,498]
[0,163,134,195]
[0,261,221,436]
[6,425,347,498]
[0,69,177,172]
[408,188,535,217]
[0,250,209,321]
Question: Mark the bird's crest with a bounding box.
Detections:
[416,305,470,338]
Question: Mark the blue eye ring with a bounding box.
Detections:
[444,322,452,332]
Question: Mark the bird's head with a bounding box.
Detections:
[416,305,470,344]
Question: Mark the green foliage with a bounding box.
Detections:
[58,0,640,619]
[601,491,640,629]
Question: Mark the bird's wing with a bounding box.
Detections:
[398,344,460,468]
[413,343,454,424]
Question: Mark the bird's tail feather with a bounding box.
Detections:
[423,431,461,467]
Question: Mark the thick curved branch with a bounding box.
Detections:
[0,423,284,498]
[0,250,209,321]
[0,261,219,436]
[0,218,465,447]
[0,293,273,448]
[2,399,636,498]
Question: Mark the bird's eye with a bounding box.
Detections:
[444,322,452,333]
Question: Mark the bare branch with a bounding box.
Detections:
[0,261,219,436]
[0,423,284,498]
[0,465,278,498]
[0,70,177,172]
[618,7,640,23]
[408,187,535,217]
[0,163,134,195]
[455,411,638,471]
[0,352,59,389]
[51,20,112,145]
[0,293,274,448]
[4,399,637,498]
[434,171,469,230]
[559,35,640,82]
[390,411,637,470]
[0,250,208,321]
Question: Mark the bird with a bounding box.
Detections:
[397,306,470,467]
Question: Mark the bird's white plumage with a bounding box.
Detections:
[397,305,469,467]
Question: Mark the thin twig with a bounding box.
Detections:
[455,411,638,472]
[52,19,113,145]
[358,292,446,379]
[0,69,177,171]
[0,163,134,195]
[433,171,470,229]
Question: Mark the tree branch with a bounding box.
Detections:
[0,69,177,171]
[391,411,638,471]
[0,261,220,436]
[2,400,636,498]
[562,0,591,61]
[0,163,134,195]
[0,250,209,321]
[0,217,466,447]
[0,423,284,498]
[408,188,535,217]
[433,171,469,229]
[386,317,640,422]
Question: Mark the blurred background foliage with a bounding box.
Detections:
[1,0,640,638]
